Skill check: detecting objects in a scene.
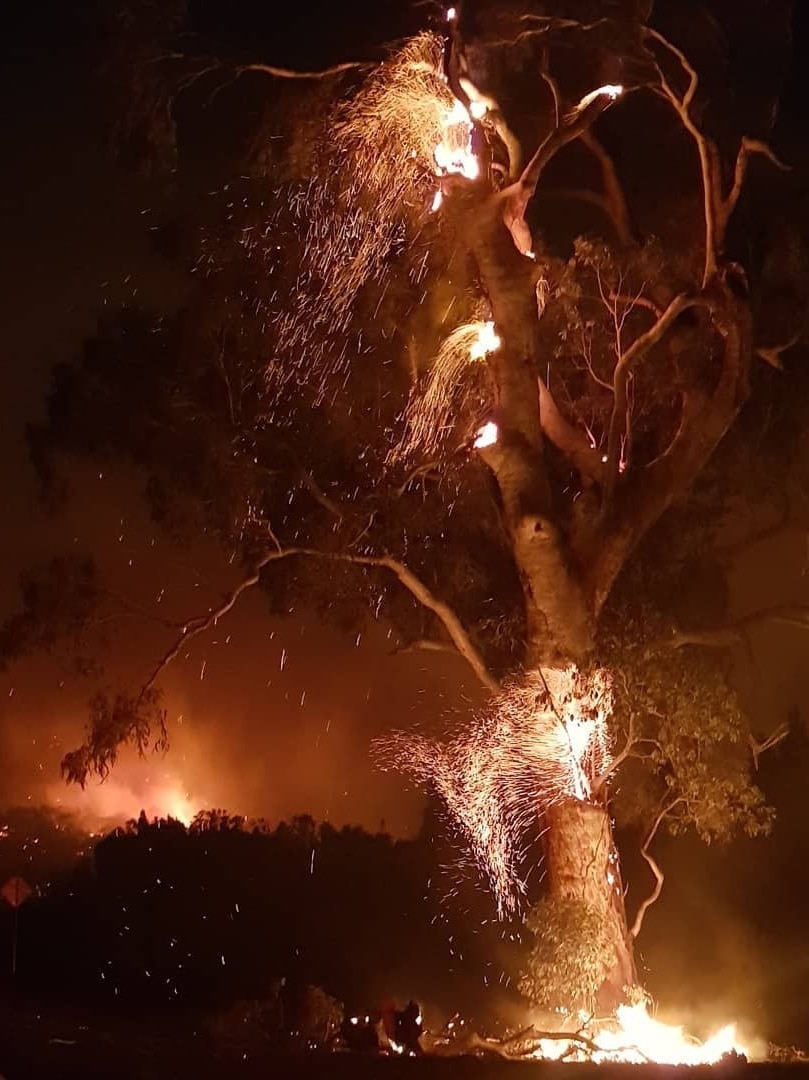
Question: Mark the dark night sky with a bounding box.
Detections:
[2,0,809,1044]
[0,0,480,834]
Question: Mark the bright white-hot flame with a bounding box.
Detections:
[474,421,498,449]
[560,717,596,801]
[469,320,501,361]
[574,84,624,114]
[446,6,456,21]
[468,99,489,120]
[592,1003,749,1065]
[434,99,479,180]
[430,189,443,212]
[527,1002,750,1065]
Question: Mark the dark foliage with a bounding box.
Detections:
[1,809,523,1023]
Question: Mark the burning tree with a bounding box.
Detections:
[15,0,809,1015]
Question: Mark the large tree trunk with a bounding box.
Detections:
[545,798,637,1010]
[469,189,637,1011]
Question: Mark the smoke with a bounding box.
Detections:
[0,594,479,838]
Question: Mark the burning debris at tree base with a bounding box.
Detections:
[222,986,767,1067]
[414,1001,754,1066]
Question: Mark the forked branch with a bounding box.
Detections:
[143,544,498,696]
[602,293,703,510]
[644,28,788,285]
[630,798,683,939]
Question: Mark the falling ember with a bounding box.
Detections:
[473,421,498,449]
[430,189,443,212]
[375,667,613,915]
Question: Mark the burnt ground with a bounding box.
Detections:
[0,1002,808,1080]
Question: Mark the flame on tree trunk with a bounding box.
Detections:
[545,798,636,1010]
[466,197,637,1007]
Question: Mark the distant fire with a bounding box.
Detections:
[47,768,203,829]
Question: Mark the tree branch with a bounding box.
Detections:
[499,83,624,255]
[643,30,788,285]
[721,137,790,238]
[590,282,752,612]
[668,605,809,651]
[594,707,636,791]
[537,377,604,482]
[579,130,633,246]
[602,293,703,511]
[643,27,720,285]
[757,333,800,371]
[750,722,789,770]
[234,60,372,81]
[630,798,683,939]
[295,467,344,520]
[143,545,499,696]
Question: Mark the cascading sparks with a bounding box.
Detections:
[391,319,500,462]
[266,33,483,404]
[374,667,613,916]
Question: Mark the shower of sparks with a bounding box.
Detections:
[391,319,500,462]
[267,33,480,404]
[374,667,613,916]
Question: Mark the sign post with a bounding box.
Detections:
[2,876,32,977]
